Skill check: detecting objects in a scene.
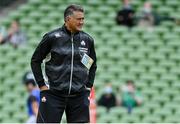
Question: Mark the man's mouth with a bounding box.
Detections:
[77,25,83,29]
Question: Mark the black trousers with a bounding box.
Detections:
[37,89,90,123]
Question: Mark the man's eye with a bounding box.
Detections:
[77,18,84,20]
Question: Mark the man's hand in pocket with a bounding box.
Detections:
[40,85,49,91]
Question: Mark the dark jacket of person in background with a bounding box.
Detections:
[98,84,117,110]
[116,0,135,27]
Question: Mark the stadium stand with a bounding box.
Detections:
[0,0,180,123]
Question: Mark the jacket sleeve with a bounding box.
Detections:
[31,34,52,88]
[86,38,97,88]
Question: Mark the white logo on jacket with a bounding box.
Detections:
[41,96,46,102]
[55,32,66,38]
[81,40,86,46]
[79,47,88,54]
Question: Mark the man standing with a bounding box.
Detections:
[31,4,97,123]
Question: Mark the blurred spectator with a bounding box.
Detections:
[138,1,176,28]
[22,71,40,123]
[138,1,160,27]
[0,26,7,41]
[0,20,27,48]
[23,71,35,84]
[120,80,143,114]
[115,0,135,28]
[98,83,117,111]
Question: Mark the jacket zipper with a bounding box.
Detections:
[68,34,74,95]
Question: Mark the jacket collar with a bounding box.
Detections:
[62,24,80,35]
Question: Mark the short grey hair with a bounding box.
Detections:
[64,4,84,21]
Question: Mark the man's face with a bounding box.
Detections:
[67,11,84,32]
[124,0,130,6]
[127,82,135,92]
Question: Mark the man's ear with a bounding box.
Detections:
[66,16,71,22]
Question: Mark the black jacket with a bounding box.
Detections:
[31,25,97,95]
[116,8,135,27]
[98,93,116,109]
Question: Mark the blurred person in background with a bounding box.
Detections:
[23,71,40,123]
[31,4,97,123]
[115,0,135,28]
[120,80,143,114]
[138,1,176,28]
[0,19,27,48]
[23,71,35,84]
[138,1,160,27]
[98,83,117,111]
[0,25,7,42]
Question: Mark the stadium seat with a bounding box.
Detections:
[97,113,119,123]
[151,95,170,106]
[160,74,178,82]
[106,0,120,8]
[120,114,140,123]
[164,115,180,123]
[165,0,179,8]
[48,0,65,6]
[164,102,180,113]
[28,0,43,6]
[20,18,36,28]
[141,33,160,41]
[149,66,167,75]
[132,107,150,118]
[171,81,180,90]
[173,27,180,35]
[96,106,107,118]
[140,73,158,82]
[109,107,127,118]
[142,88,159,99]
[142,115,162,123]
[28,11,44,21]
[86,0,103,7]
[160,60,176,68]
[158,6,174,16]
[111,26,128,35]
[150,0,162,9]
[153,108,173,119]
[131,0,142,9]
[18,4,35,14]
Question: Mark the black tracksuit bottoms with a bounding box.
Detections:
[37,89,90,123]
